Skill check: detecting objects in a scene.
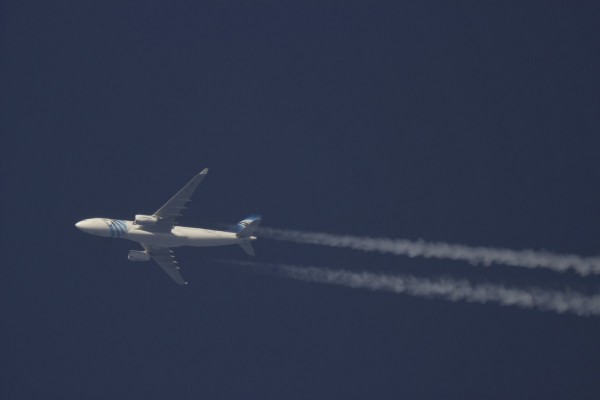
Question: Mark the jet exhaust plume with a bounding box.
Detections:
[258,227,600,276]
[223,260,600,317]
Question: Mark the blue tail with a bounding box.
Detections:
[234,215,262,238]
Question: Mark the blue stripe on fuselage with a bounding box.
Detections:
[118,220,127,235]
[107,220,127,237]
[115,221,125,236]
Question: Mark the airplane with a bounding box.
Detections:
[75,168,261,285]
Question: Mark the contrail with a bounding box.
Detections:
[258,227,600,276]
[224,260,600,317]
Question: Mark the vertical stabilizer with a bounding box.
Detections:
[235,215,262,238]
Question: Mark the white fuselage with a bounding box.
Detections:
[75,218,253,248]
[129,225,244,247]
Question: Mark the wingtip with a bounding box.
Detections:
[200,168,208,174]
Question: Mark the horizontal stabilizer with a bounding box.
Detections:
[238,241,255,256]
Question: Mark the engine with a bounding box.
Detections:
[134,214,158,225]
[128,250,151,262]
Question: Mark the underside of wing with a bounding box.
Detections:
[143,245,187,285]
[153,168,208,225]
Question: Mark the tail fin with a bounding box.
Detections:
[234,215,262,238]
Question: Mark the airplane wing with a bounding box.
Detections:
[153,168,208,225]
[143,245,188,285]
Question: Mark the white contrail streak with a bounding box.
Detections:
[225,260,600,317]
[258,227,600,276]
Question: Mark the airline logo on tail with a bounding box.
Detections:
[235,215,262,238]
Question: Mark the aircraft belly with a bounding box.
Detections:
[127,229,188,247]
[187,238,240,247]
[127,227,240,247]
[176,227,239,247]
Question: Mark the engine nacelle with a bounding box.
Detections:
[128,250,151,262]
[134,214,158,225]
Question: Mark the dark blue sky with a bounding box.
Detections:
[2,1,600,398]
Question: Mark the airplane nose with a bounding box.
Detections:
[75,220,91,231]
[75,218,110,236]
